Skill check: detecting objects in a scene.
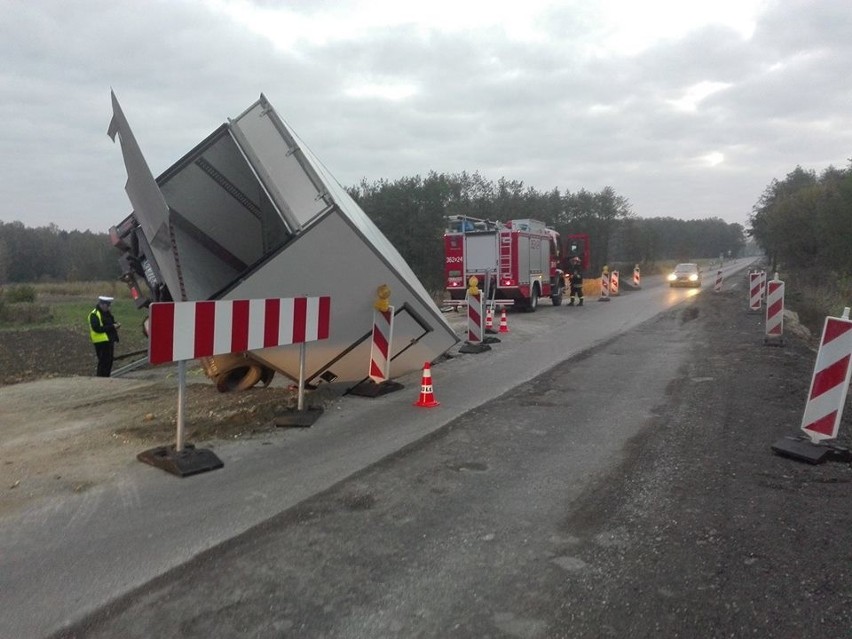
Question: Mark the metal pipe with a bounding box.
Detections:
[176,360,186,452]
[297,342,306,411]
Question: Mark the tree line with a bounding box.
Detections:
[0,221,120,284]
[347,171,746,291]
[749,162,852,278]
[1,171,747,290]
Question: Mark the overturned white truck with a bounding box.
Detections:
[108,91,459,391]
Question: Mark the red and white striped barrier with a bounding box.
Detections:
[369,306,394,383]
[748,271,762,311]
[610,270,620,296]
[599,270,610,301]
[714,269,723,293]
[764,275,784,342]
[466,291,483,345]
[633,265,640,288]
[800,308,852,443]
[149,296,331,364]
[485,305,494,332]
[141,296,331,475]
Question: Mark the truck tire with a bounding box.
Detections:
[526,286,539,312]
[551,283,563,306]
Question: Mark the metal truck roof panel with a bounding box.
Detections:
[109,93,458,385]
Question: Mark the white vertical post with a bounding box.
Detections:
[297,342,307,411]
[176,360,187,452]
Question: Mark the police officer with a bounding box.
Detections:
[567,257,584,306]
[89,295,120,377]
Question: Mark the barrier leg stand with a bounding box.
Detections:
[771,307,852,464]
[278,342,328,422]
[137,360,225,477]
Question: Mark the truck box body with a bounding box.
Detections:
[109,93,459,388]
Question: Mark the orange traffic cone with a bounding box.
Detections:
[499,307,510,333]
[413,362,440,407]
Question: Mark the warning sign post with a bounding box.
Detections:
[140,296,331,476]
[772,307,852,464]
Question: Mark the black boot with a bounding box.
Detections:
[578,298,583,306]
[567,299,574,306]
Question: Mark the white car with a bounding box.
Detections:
[668,263,701,288]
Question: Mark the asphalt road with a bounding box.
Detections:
[2,260,758,638]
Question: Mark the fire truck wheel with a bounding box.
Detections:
[551,283,563,306]
[526,286,539,312]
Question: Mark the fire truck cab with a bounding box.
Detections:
[443,216,565,311]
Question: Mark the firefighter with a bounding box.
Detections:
[567,257,584,306]
[89,296,121,377]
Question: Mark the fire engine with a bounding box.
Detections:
[443,216,570,311]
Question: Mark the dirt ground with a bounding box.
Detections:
[0,327,325,517]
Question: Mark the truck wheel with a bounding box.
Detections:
[526,286,539,312]
[551,284,563,306]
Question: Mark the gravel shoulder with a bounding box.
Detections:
[0,361,315,519]
[557,287,852,637]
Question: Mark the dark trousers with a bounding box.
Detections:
[94,341,115,377]
[570,285,584,302]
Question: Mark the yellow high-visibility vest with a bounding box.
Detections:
[89,308,109,344]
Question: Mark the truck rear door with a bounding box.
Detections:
[465,232,498,278]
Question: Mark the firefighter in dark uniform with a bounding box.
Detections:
[567,256,584,306]
[89,296,120,377]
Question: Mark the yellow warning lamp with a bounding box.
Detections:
[467,276,480,297]
[374,284,391,312]
[602,264,609,275]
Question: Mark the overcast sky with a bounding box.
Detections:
[2,0,850,233]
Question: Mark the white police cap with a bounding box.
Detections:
[98,296,114,303]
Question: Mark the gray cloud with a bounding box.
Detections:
[0,0,850,233]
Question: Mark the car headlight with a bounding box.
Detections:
[689,274,698,281]
[667,273,677,281]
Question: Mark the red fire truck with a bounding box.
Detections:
[444,216,568,311]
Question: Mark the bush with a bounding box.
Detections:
[34,281,120,298]
[4,285,37,303]
[0,302,53,325]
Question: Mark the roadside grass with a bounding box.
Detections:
[782,269,852,336]
[0,281,132,329]
[0,281,149,352]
